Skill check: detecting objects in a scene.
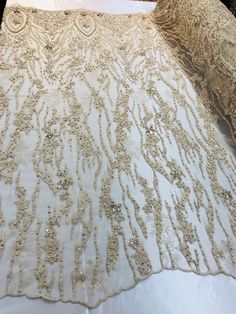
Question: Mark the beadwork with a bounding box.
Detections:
[0,5,235,309]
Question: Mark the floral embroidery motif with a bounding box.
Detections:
[5,10,28,33]
[74,13,96,37]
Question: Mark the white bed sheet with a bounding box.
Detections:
[6,0,156,13]
[1,1,236,314]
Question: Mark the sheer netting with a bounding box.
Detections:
[0,2,235,308]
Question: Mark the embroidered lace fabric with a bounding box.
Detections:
[0,4,235,308]
[155,0,236,145]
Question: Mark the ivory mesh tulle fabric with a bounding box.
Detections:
[0,3,235,308]
[155,0,236,144]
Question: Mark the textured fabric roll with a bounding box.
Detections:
[155,0,236,145]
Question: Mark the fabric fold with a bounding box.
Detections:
[154,0,236,145]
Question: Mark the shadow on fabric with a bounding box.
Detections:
[0,0,7,26]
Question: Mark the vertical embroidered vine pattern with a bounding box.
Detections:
[0,7,235,308]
